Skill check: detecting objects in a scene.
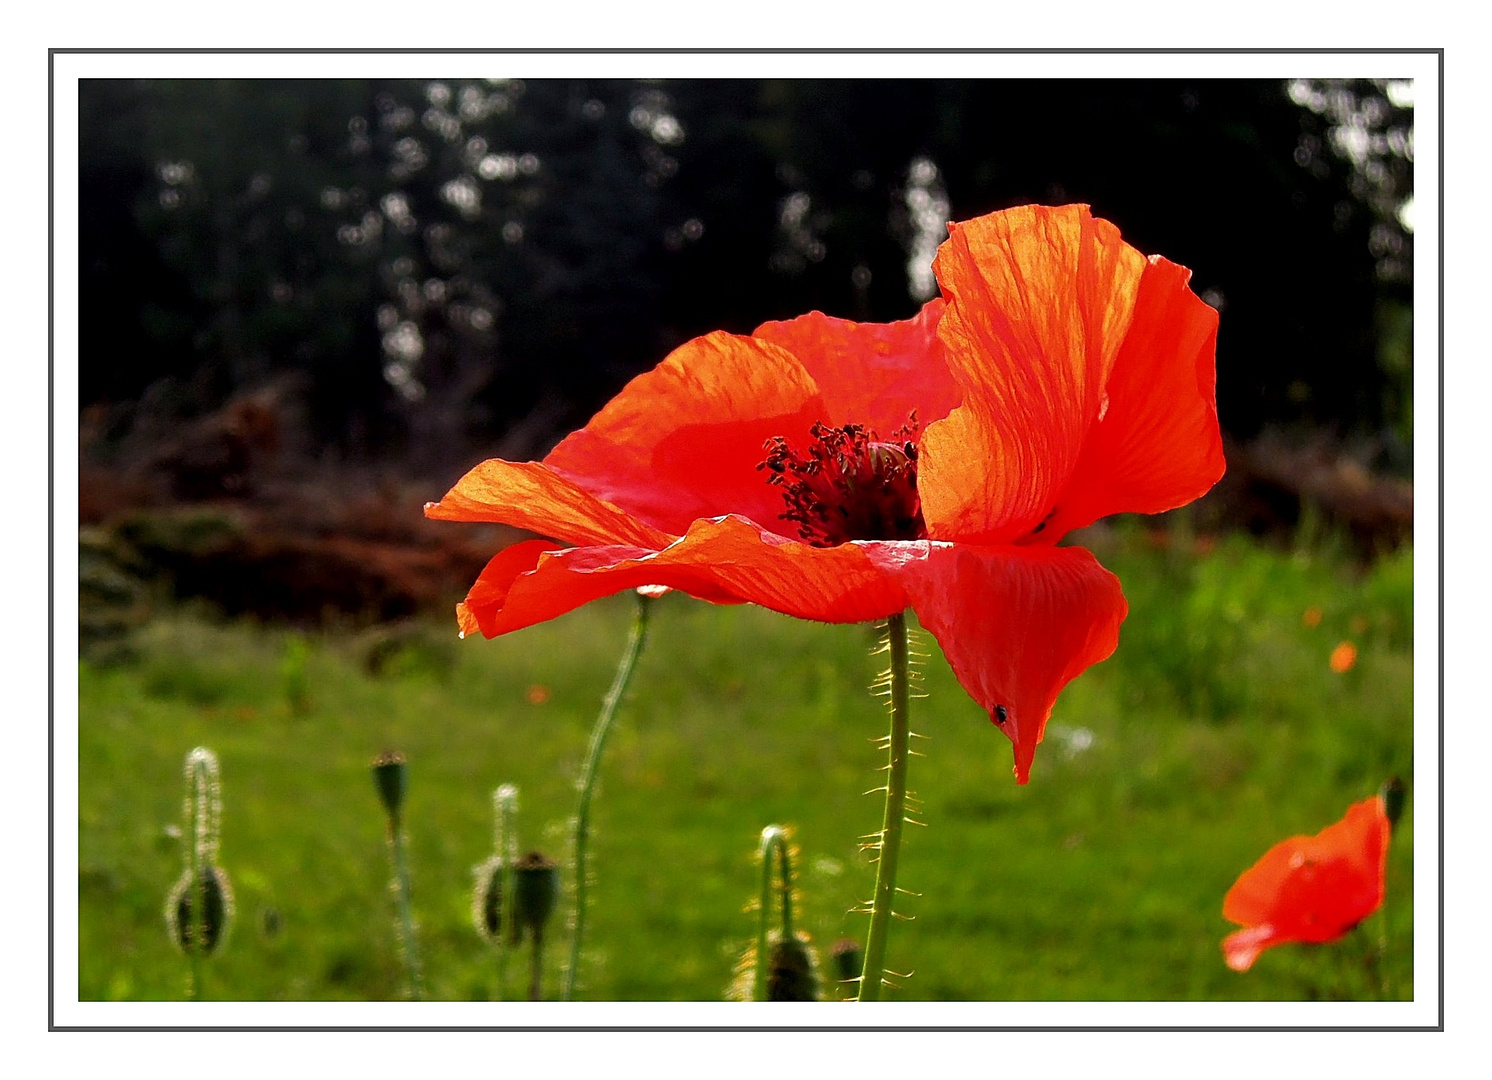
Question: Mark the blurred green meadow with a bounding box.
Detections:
[77,523,1414,1002]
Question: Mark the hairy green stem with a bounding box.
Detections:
[562,593,652,1001]
[493,786,518,1001]
[777,836,794,940]
[754,826,789,1002]
[389,819,423,1001]
[858,611,912,1002]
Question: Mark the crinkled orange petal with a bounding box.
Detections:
[455,538,567,638]
[868,541,1127,784]
[543,331,829,536]
[424,460,673,548]
[457,515,908,639]
[918,205,1148,544]
[1222,797,1389,964]
[752,298,963,435]
[1024,256,1225,542]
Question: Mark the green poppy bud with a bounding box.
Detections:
[472,856,505,943]
[767,935,819,1001]
[167,864,234,956]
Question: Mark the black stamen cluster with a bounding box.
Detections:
[756,414,926,547]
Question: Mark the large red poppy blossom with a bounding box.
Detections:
[1221,797,1391,972]
[426,204,1224,783]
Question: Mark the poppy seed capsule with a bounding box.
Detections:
[830,936,863,984]
[1380,776,1407,829]
[371,751,407,823]
[767,935,819,1001]
[167,865,234,956]
[510,851,559,945]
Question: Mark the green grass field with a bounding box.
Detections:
[77,524,1414,1002]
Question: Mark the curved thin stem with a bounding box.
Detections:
[187,780,204,1001]
[777,837,794,940]
[754,826,789,1002]
[858,611,912,1002]
[562,593,653,1001]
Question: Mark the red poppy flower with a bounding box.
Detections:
[1221,796,1390,972]
[426,204,1224,783]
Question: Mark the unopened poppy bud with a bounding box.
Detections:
[767,936,819,1001]
[167,865,234,956]
[830,936,863,984]
[510,851,559,944]
[473,858,505,943]
[371,751,407,823]
[1379,776,1407,830]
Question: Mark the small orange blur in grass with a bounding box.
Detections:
[1302,606,1323,628]
[1330,641,1358,674]
[525,684,552,705]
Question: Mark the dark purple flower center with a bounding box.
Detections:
[757,415,926,547]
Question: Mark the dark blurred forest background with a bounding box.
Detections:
[77,78,1416,631]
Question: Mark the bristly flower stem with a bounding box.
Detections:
[389,820,423,1000]
[562,592,653,1001]
[858,610,912,1002]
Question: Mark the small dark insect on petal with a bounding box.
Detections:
[994,705,1008,725]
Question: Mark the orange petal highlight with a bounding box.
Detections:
[752,298,962,435]
[918,205,1148,544]
[1221,797,1389,969]
[425,460,672,549]
[873,541,1127,783]
[457,515,908,639]
[544,331,829,536]
[1023,255,1225,541]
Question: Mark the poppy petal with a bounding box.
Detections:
[543,331,829,536]
[870,541,1127,783]
[752,298,963,435]
[1222,797,1390,964]
[425,460,673,548]
[1024,256,1225,542]
[917,205,1148,544]
[458,515,908,638]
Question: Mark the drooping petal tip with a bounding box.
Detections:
[1221,925,1277,972]
[866,541,1127,785]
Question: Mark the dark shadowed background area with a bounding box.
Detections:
[78,77,1415,628]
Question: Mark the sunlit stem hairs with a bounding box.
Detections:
[753,825,819,1002]
[562,591,653,1002]
[857,611,918,1001]
[472,783,520,1000]
[372,750,423,1001]
[165,746,234,1001]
